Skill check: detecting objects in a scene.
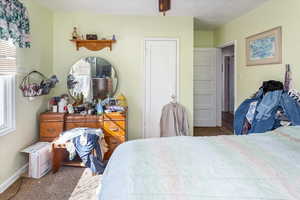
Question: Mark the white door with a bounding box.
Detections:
[194,48,217,127]
[144,39,178,138]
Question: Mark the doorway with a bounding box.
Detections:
[193,42,236,136]
[221,45,235,132]
[143,38,179,138]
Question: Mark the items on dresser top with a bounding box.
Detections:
[48,92,127,116]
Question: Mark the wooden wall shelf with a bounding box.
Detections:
[70,39,116,51]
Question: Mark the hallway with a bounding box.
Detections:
[194,111,234,137]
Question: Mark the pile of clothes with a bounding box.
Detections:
[234,80,300,135]
[55,128,107,175]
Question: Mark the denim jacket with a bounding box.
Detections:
[234,89,263,135]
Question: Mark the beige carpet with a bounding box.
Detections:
[0,167,101,200]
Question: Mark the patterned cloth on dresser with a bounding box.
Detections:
[160,103,189,137]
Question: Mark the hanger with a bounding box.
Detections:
[170,94,177,104]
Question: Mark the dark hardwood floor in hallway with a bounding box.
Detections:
[194,112,234,137]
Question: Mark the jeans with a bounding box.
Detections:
[280,93,300,125]
[73,133,107,175]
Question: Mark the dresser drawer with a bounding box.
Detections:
[103,135,125,160]
[40,113,65,122]
[103,120,125,136]
[40,122,64,139]
[65,122,101,131]
[65,114,102,123]
[104,112,126,121]
[107,135,125,144]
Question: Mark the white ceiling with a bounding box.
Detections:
[35,0,269,30]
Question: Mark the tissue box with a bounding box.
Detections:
[22,142,52,179]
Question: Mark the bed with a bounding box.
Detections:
[97,126,300,200]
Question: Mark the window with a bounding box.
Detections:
[0,40,16,136]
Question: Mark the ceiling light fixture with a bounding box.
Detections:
[159,0,171,16]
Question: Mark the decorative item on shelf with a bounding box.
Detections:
[86,34,98,40]
[19,71,59,97]
[112,34,116,41]
[72,27,80,40]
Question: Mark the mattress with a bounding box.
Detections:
[98,126,300,200]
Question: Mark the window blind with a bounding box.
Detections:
[0,40,16,73]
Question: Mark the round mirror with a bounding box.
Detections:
[67,57,118,102]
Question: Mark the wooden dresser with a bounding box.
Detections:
[39,112,127,160]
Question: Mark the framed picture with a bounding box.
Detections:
[246,26,282,66]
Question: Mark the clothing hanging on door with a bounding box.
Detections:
[160,102,189,137]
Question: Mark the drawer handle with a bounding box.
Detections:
[109,127,119,132]
[47,128,55,133]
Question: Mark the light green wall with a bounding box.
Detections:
[194,30,214,48]
[214,0,300,106]
[52,13,194,140]
[0,0,53,185]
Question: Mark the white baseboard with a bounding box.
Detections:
[0,163,28,193]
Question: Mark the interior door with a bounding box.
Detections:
[144,39,178,138]
[194,48,217,127]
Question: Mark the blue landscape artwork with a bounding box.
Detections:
[249,36,276,60]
